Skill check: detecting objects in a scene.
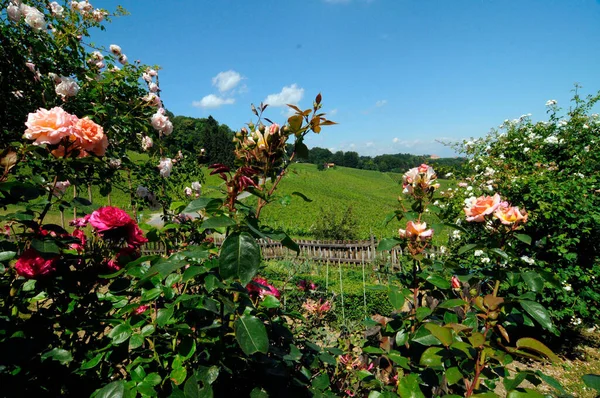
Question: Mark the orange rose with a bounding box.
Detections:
[494,205,527,225]
[399,221,434,241]
[23,107,77,145]
[73,117,108,156]
[464,193,501,222]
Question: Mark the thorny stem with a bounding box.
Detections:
[255,151,296,219]
[38,175,59,224]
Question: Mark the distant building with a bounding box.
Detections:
[324,162,336,169]
[429,154,441,160]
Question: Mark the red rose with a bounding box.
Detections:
[127,224,148,247]
[15,248,58,278]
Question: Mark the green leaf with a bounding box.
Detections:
[515,234,532,245]
[521,271,544,293]
[184,374,201,398]
[397,373,425,398]
[416,307,432,321]
[219,232,261,285]
[143,256,188,281]
[311,373,330,390]
[0,251,16,261]
[438,299,467,309]
[388,351,410,369]
[458,244,479,255]
[504,372,528,390]
[171,367,187,386]
[95,381,125,398]
[412,325,439,346]
[260,295,280,309]
[234,314,269,355]
[419,347,444,368]
[519,301,558,335]
[424,323,453,347]
[377,238,402,251]
[506,389,545,398]
[142,324,155,336]
[516,338,560,362]
[396,330,409,346]
[157,306,174,328]
[141,287,162,302]
[31,239,60,254]
[471,393,499,398]
[533,370,567,395]
[388,285,405,310]
[250,387,269,398]
[129,333,144,350]
[109,324,132,345]
[295,142,309,159]
[362,346,384,354]
[446,367,462,385]
[426,275,451,289]
[201,216,236,230]
[490,248,508,259]
[291,191,313,202]
[183,198,223,214]
[468,332,485,348]
[81,353,103,370]
[582,374,600,391]
[41,348,73,365]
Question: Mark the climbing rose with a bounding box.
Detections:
[15,248,57,278]
[158,158,173,178]
[494,204,527,225]
[55,76,80,98]
[24,107,77,145]
[464,193,502,222]
[74,117,108,156]
[89,207,147,248]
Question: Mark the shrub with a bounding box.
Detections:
[312,206,360,241]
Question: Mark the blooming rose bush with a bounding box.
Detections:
[446,89,600,328]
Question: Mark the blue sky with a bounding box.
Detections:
[95,0,600,157]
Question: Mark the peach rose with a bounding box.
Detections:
[24,107,77,145]
[464,193,501,222]
[399,221,434,241]
[494,205,527,225]
[74,117,108,156]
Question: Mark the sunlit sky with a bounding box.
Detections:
[95,0,600,157]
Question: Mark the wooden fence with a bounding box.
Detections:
[141,236,414,266]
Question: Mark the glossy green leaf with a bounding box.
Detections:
[311,373,330,390]
[157,306,174,328]
[129,333,144,350]
[519,301,558,335]
[0,251,16,261]
[109,324,132,345]
[506,389,545,398]
[458,244,479,255]
[219,232,261,285]
[234,314,268,355]
[468,332,485,348]
[260,295,280,309]
[419,346,444,368]
[81,353,103,370]
[582,374,600,391]
[424,323,453,347]
[438,299,467,309]
[416,307,432,321]
[377,238,402,251]
[521,271,544,292]
[41,348,73,365]
[514,234,532,245]
[388,285,405,310]
[397,373,425,398]
[412,325,440,346]
[426,275,451,289]
[446,367,462,385]
[516,338,560,362]
[201,216,236,230]
[31,239,60,254]
[96,381,125,398]
[183,198,223,214]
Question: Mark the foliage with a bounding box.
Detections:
[445,89,600,328]
[312,206,360,241]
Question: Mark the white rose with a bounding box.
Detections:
[191,181,201,193]
[21,4,45,32]
[158,158,173,178]
[184,187,192,197]
[7,3,22,22]
[55,76,80,98]
[109,44,121,55]
[50,2,64,17]
[141,136,153,151]
[148,82,159,93]
[118,54,128,65]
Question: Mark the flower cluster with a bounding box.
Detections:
[151,108,173,136]
[23,107,108,157]
[233,123,288,170]
[464,193,527,226]
[14,248,58,278]
[402,163,440,199]
[7,1,45,32]
[246,277,280,300]
[184,181,202,197]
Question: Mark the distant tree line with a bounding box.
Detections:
[294,146,466,175]
[162,111,465,175]
[163,111,236,167]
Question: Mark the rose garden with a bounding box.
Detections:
[1,1,599,397]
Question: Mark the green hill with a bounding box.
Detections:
[203,163,450,242]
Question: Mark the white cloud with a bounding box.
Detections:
[329,108,338,116]
[375,100,387,107]
[264,84,304,107]
[392,137,399,143]
[192,94,235,109]
[212,70,243,93]
[366,142,374,147]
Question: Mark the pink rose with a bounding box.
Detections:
[89,206,134,232]
[15,248,58,278]
[73,117,108,156]
[24,107,77,145]
[399,221,434,241]
[126,224,148,247]
[134,305,149,315]
[246,277,281,299]
[71,228,86,251]
[451,276,461,289]
[464,193,502,222]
